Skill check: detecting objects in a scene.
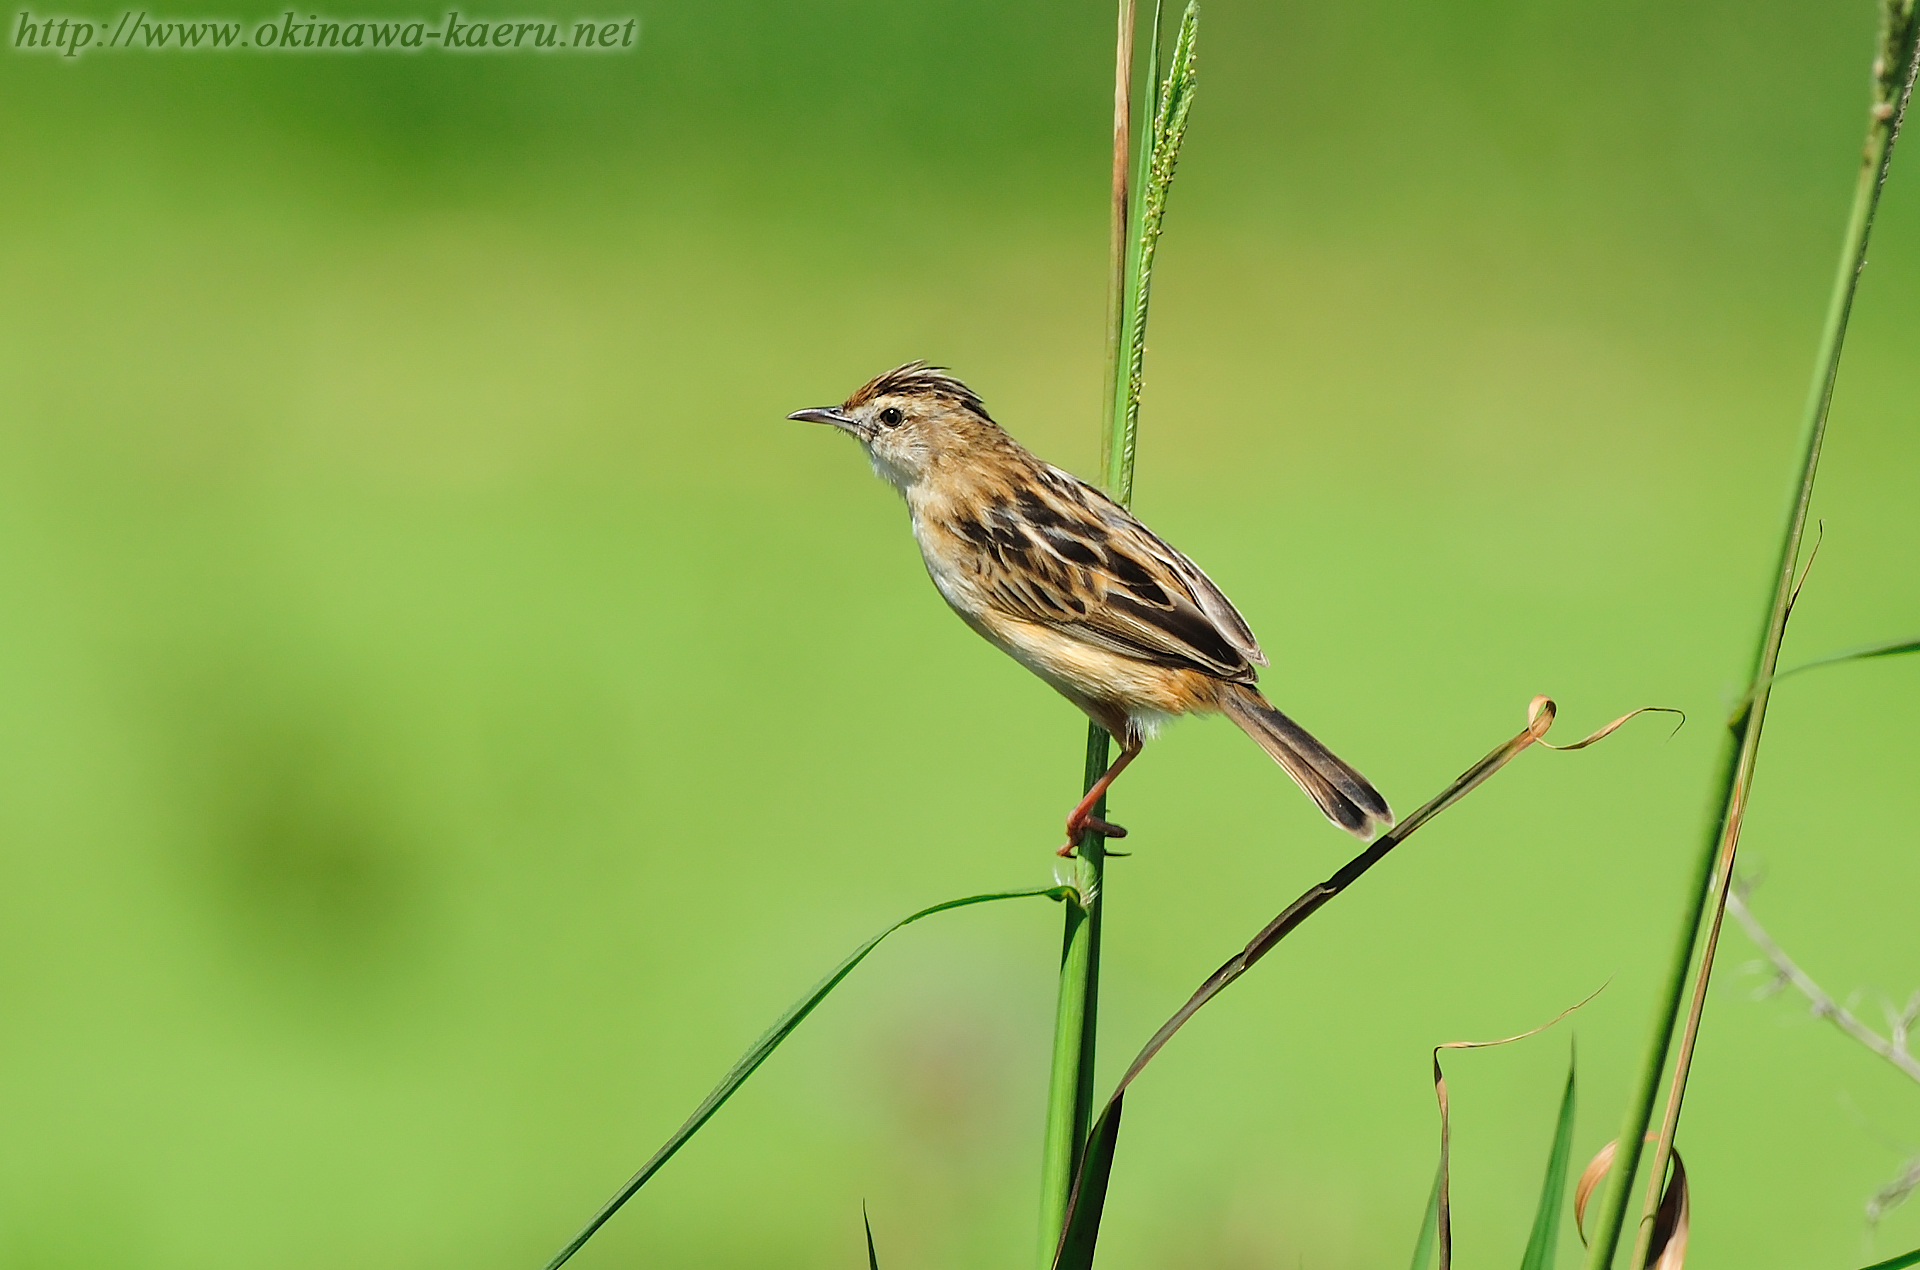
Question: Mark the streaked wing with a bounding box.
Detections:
[955,463,1266,684]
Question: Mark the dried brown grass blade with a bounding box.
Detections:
[1051,696,1670,1264]
[1430,989,1603,1270]
[1574,1139,1616,1245]
[1649,1150,1689,1270]
[1534,705,1684,752]
[1575,1136,1688,1268]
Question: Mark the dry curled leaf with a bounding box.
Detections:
[1576,1136,1689,1269]
[1574,1139,1617,1242]
[1531,698,1685,752]
[1430,988,1603,1270]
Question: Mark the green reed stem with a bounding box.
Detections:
[1036,727,1113,1268]
[1039,4,1204,1263]
[1583,8,1920,1267]
[1038,4,1137,1263]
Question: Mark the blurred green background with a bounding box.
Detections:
[4,1,1919,1266]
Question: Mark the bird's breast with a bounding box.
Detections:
[905,504,1216,727]
[908,508,992,621]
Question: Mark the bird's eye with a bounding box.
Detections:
[879,407,905,427]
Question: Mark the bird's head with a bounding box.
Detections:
[788,361,1002,491]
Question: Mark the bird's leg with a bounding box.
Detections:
[1056,742,1143,857]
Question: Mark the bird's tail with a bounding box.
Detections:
[1218,683,1393,839]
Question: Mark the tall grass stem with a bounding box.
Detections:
[1037,4,1135,1263]
[1583,10,1920,1267]
[1037,4,1195,1259]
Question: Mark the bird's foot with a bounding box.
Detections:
[1056,814,1130,858]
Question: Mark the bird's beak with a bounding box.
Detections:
[787,405,865,436]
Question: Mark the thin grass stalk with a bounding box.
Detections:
[1037,4,1137,1262]
[1037,5,1192,1259]
[1625,18,1920,1269]
[1583,9,1920,1267]
[1035,723,1108,1269]
[1108,2,1194,508]
[1098,0,1138,492]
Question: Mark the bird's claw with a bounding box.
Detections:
[1057,815,1131,858]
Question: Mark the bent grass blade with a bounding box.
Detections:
[541,886,1072,1270]
[1052,697,1668,1265]
[1861,1250,1920,1270]
[1051,1094,1126,1270]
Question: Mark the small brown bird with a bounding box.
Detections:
[790,362,1391,855]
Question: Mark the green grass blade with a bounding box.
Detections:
[1520,1048,1578,1270]
[542,885,1072,1270]
[1786,634,1920,675]
[1051,1096,1125,1270]
[1409,1159,1443,1270]
[1861,1249,1920,1270]
[865,1204,881,1270]
[1728,633,1920,720]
